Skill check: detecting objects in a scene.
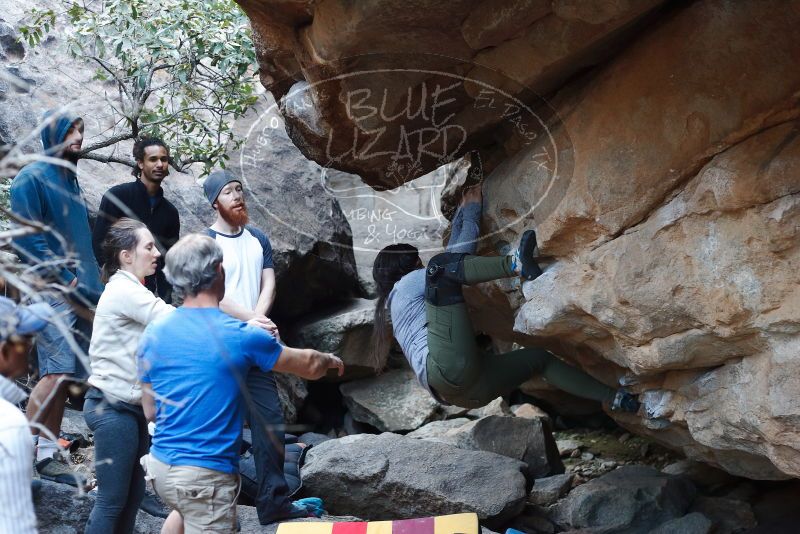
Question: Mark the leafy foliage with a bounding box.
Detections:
[19,0,259,175]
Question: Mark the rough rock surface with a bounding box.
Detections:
[34,480,162,534]
[234,0,800,479]
[286,298,385,380]
[550,465,696,533]
[301,433,528,522]
[274,372,308,424]
[528,473,574,506]
[235,0,665,187]
[406,418,472,440]
[432,415,564,479]
[689,496,757,534]
[339,368,443,432]
[649,513,712,534]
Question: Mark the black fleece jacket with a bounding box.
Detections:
[92,178,180,303]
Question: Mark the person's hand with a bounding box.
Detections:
[461,184,482,206]
[69,277,78,288]
[308,351,344,380]
[247,315,280,338]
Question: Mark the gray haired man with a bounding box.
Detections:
[138,234,343,533]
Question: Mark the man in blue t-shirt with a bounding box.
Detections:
[138,234,343,533]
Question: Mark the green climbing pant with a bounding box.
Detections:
[425,255,615,409]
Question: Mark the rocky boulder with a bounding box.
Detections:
[550,465,696,533]
[235,0,666,187]
[430,415,564,480]
[528,473,574,507]
[285,298,385,380]
[339,368,444,432]
[274,372,308,424]
[301,432,528,523]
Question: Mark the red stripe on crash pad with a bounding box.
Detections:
[392,517,434,534]
[332,522,368,534]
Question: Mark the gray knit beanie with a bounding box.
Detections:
[203,169,240,206]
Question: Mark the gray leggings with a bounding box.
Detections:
[84,389,149,534]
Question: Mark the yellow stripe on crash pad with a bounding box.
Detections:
[434,513,479,534]
[276,523,333,534]
[365,520,393,534]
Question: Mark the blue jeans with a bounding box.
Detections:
[244,369,294,524]
[84,389,149,534]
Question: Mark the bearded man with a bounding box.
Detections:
[203,170,323,524]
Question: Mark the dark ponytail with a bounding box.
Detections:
[371,244,420,368]
[101,218,147,283]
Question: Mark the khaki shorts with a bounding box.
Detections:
[142,454,239,534]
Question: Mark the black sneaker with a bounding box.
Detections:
[35,455,87,489]
[610,389,641,413]
[139,488,170,518]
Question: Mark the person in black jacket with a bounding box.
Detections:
[92,137,180,303]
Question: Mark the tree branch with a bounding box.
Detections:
[78,152,135,167]
[78,132,136,155]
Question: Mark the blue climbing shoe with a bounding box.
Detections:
[515,230,543,281]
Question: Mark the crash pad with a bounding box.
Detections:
[275,512,479,534]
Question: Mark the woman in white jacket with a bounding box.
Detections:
[84,218,174,534]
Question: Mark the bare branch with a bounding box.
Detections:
[79,131,137,154]
[78,152,135,167]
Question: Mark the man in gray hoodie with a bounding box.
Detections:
[10,109,102,486]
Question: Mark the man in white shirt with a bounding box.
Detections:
[0,296,53,533]
[203,170,323,523]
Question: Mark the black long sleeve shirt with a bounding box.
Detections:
[92,179,180,303]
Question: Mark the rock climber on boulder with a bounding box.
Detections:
[372,184,639,412]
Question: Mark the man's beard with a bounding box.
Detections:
[62,147,81,164]
[218,202,249,227]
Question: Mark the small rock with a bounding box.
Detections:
[600,460,617,470]
[340,369,441,432]
[437,415,564,479]
[640,443,650,457]
[618,433,632,443]
[466,397,513,418]
[570,448,582,459]
[580,452,594,461]
[650,512,712,534]
[528,473,574,506]
[438,404,470,419]
[406,418,471,440]
[557,439,583,457]
[512,403,551,423]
